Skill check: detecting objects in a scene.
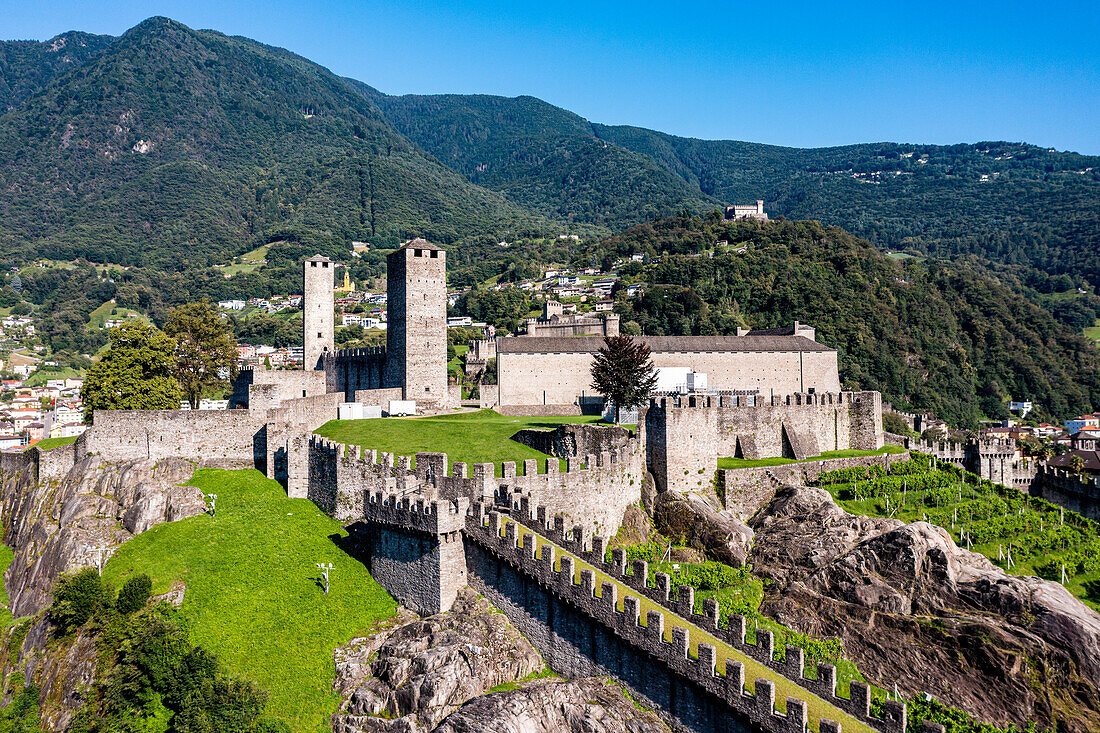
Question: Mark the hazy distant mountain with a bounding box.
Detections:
[1,17,1098,285]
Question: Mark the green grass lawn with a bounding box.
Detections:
[86,301,147,330]
[23,366,81,387]
[103,469,397,733]
[29,436,78,451]
[1085,320,1100,342]
[718,445,906,470]
[447,344,469,376]
[314,409,608,476]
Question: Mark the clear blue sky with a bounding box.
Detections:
[6,0,1100,154]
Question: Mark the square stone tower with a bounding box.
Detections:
[385,239,448,407]
[303,254,335,370]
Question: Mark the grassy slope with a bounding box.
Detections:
[103,469,397,733]
[28,436,78,451]
[717,446,906,470]
[1086,320,1100,342]
[313,409,606,475]
[0,543,13,627]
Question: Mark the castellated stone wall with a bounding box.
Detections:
[323,347,388,401]
[1033,466,1100,520]
[464,505,907,733]
[384,243,448,407]
[646,391,885,494]
[303,434,644,539]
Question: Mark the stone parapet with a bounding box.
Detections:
[363,491,468,536]
[465,505,905,733]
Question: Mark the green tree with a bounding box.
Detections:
[1070,454,1087,473]
[51,568,111,634]
[81,322,182,422]
[116,574,153,615]
[590,335,658,421]
[164,302,238,408]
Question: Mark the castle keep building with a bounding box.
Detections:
[303,255,335,370]
[382,241,448,408]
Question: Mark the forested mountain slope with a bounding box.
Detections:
[366,92,716,226]
[2,17,1098,286]
[598,217,1100,426]
[0,30,114,111]
[594,125,1100,286]
[0,18,541,270]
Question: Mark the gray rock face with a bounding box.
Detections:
[333,589,543,731]
[0,455,207,617]
[750,485,1100,733]
[653,490,754,566]
[16,616,97,732]
[333,590,670,733]
[433,678,670,733]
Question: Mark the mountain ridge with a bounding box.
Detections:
[1,16,1098,287]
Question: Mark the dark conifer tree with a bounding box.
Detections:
[590,335,659,421]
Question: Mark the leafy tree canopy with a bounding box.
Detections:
[82,321,182,420]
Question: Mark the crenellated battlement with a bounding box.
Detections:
[464,503,906,733]
[306,431,644,536]
[363,490,468,535]
[648,391,859,411]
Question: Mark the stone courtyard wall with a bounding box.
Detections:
[646,392,885,494]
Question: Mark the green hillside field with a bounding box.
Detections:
[103,468,397,733]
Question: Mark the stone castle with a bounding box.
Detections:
[12,238,939,733]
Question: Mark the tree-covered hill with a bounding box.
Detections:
[597,216,1100,427]
[2,16,1098,289]
[366,92,717,226]
[593,126,1100,286]
[0,18,543,270]
[0,30,114,111]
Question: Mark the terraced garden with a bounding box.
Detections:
[818,453,1100,610]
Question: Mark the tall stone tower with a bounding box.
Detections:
[384,239,448,407]
[303,254,335,370]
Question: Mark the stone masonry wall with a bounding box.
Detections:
[82,410,269,466]
[497,347,841,409]
[510,423,632,459]
[465,505,906,733]
[304,434,644,538]
[646,392,885,495]
[1033,467,1100,520]
[720,451,910,519]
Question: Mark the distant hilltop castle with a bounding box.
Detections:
[725,200,768,221]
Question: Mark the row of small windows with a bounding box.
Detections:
[413,249,440,258]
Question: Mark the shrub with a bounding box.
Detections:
[51,568,111,634]
[116,573,153,615]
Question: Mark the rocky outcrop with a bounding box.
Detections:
[750,486,1100,733]
[432,678,670,733]
[333,589,543,731]
[333,590,670,733]
[0,454,208,617]
[13,616,97,732]
[653,490,754,566]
